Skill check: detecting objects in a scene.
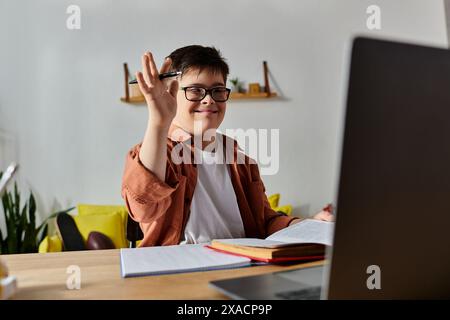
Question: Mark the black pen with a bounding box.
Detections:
[129,71,182,84]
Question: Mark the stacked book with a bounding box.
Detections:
[208,219,333,262]
[120,219,333,277]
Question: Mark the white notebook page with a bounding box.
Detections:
[214,219,334,248]
[120,244,251,277]
[266,219,334,246]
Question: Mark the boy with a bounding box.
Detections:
[121,45,333,247]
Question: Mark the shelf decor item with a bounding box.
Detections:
[248,83,261,94]
[229,77,244,93]
[229,61,277,100]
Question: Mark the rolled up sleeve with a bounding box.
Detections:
[249,164,300,236]
[263,196,300,236]
[121,144,180,223]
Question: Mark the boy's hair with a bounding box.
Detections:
[167,45,229,83]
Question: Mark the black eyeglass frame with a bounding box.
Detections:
[180,86,231,102]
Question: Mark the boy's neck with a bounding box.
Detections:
[168,123,218,150]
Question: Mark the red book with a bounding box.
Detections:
[205,245,324,263]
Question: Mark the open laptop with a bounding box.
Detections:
[209,37,450,299]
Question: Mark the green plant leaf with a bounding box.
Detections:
[28,192,36,228]
[6,215,17,253]
[2,192,11,225]
[22,224,34,253]
[19,193,37,253]
[15,202,28,251]
[4,190,18,253]
[2,191,10,222]
[14,182,20,221]
[0,179,76,253]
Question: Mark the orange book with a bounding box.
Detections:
[206,244,325,263]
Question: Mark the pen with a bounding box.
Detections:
[129,71,182,84]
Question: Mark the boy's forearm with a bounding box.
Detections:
[138,121,170,182]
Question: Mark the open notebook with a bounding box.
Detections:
[208,219,334,262]
[120,244,252,278]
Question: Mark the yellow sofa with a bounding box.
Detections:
[39,204,129,253]
[268,193,293,215]
[38,194,292,252]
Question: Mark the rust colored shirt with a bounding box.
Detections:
[121,124,299,247]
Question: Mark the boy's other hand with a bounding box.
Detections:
[290,210,334,226]
[136,52,179,128]
[313,210,335,222]
[313,203,334,221]
[289,203,335,225]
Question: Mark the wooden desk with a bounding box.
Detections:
[2,249,324,299]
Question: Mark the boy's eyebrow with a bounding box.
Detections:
[186,82,225,87]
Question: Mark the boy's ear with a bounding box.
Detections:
[168,80,179,97]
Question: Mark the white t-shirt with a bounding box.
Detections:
[179,148,245,244]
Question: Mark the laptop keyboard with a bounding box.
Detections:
[275,286,322,300]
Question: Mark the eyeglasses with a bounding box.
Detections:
[180,86,231,102]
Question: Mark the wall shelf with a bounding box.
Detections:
[228,61,277,101]
[230,92,278,100]
[120,96,145,104]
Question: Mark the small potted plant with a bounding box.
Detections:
[0,171,75,254]
[229,77,244,93]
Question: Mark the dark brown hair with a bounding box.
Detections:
[167,45,229,82]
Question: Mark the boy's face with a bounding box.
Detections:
[172,68,227,136]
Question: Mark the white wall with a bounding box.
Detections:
[0,0,447,227]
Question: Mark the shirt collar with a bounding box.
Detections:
[167,123,240,164]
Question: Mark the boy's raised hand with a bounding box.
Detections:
[136,52,179,128]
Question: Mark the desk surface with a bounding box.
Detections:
[3,249,324,299]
